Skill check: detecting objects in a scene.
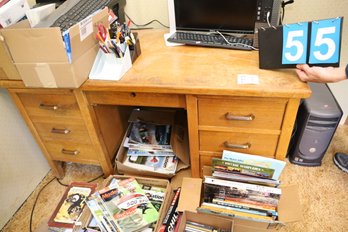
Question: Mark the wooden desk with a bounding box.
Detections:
[0,30,311,178]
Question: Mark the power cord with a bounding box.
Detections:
[280,0,295,25]
[29,174,104,232]
[125,12,169,29]
[214,30,258,51]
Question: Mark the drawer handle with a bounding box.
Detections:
[61,149,80,155]
[225,113,255,121]
[224,141,251,149]
[51,128,71,134]
[39,103,59,111]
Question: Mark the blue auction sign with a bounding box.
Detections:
[282,23,309,64]
[281,17,342,65]
[309,18,342,64]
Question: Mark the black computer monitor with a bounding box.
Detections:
[173,0,257,34]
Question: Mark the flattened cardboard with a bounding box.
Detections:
[177,177,202,213]
[178,211,234,232]
[115,109,190,178]
[0,8,108,87]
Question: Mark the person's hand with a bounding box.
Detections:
[295,64,346,83]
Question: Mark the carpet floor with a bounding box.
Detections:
[2,125,348,232]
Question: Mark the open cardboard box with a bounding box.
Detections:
[115,109,191,178]
[77,174,173,232]
[0,8,109,88]
[176,169,302,232]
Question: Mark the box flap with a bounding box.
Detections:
[1,27,68,63]
[177,177,202,212]
[278,185,302,223]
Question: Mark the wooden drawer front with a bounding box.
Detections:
[33,121,91,144]
[46,141,99,163]
[199,131,277,157]
[17,92,81,119]
[86,92,186,108]
[198,98,286,130]
[200,154,222,169]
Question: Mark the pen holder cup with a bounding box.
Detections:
[89,45,132,81]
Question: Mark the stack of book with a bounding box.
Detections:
[86,177,165,232]
[122,121,178,175]
[198,150,286,222]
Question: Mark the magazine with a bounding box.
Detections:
[96,177,159,232]
[128,122,172,146]
[212,158,275,179]
[222,150,286,180]
[123,155,178,174]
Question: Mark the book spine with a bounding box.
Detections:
[158,188,181,232]
[204,177,281,195]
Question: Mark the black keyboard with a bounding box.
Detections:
[167,31,254,51]
[52,0,110,32]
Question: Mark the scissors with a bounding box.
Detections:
[96,23,109,44]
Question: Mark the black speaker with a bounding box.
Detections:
[288,83,343,166]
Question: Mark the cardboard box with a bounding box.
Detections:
[177,177,302,232]
[115,109,190,178]
[0,31,21,80]
[0,8,109,88]
[78,175,173,232]
[178,211,234,232]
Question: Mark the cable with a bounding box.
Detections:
[29,174,104,232]
[125,12,169,29]
[281,0,295,25]
[29,177,56,232]
[214,30,258,51]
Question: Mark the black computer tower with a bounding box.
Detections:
[288,83,343,166]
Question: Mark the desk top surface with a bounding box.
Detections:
[1,29,311,98]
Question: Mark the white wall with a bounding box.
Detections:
[0,89,50,229]
[125,0,348,123]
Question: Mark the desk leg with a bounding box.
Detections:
[276,98,301,160]
[74,90,113,177]
[186,95,200,177]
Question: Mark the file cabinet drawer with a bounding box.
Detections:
[198,97,286,130]
[17,92,81,119]
[199,131,278,156]
[46,141,99,164]
[33,121,91,144]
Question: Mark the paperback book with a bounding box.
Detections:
[212,158,275,179]
[221,150,286,180]
[48,182,97,229]
[96,177,159,232]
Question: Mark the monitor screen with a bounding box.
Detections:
[174,0,258,34]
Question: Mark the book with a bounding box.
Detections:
[97,177,159,232]
[212,158,275,179]
[123,155,178,174]
[141,184,166,212]
[158,188,181,232]
[128,122,172,147]
[48,182,97,229]
[198,202,275,222]
[212,170,281,187]
[221,150,286,180]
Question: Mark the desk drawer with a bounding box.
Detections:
[85,91,186,108]
[17,92,81,119]
[198,97,286,130]
[199,131,278,156]
[46,141,99,163]
[33,121,91,144]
